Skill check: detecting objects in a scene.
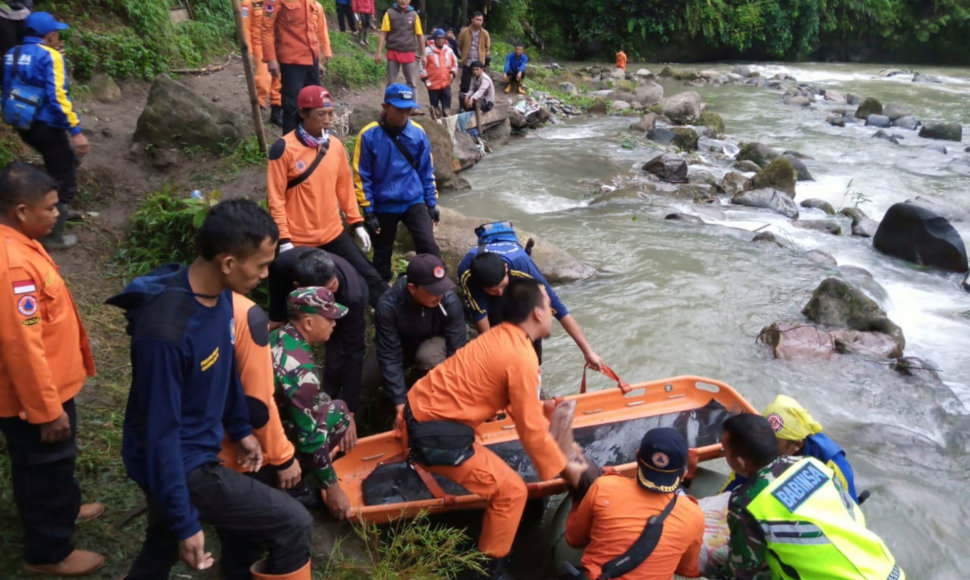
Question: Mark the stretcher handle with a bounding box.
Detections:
[580,363,631,394]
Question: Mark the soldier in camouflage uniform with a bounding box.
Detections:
[271,286,357,519]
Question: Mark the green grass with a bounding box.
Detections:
[327,31,385,89]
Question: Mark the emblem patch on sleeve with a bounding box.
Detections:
[17,295,38,316]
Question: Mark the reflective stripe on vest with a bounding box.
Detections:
[746,457,904,580]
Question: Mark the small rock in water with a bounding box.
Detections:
[647,127,676,145]
[893,116,919,130]
[800,198,835,215]
[826,115,846,127]
[752,231,781,244]
[734,160,761,173]
[642,153,688,183]
[665,213,705,224]
[794,219,842,235]
[866,114,891,128]
[925,144,948,154]
[919,122,963,142]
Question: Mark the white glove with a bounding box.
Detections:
[355,226,371,253]
[278,241,294,254]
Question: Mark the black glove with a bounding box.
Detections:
[428,205,440,223]
[365,213,381,235]
[484,55,491,68]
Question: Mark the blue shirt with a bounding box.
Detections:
[457,241,569,323]
[109,265,251,540]
[2,36,82,134]
[353,119,437,214]
[504,52,528,74]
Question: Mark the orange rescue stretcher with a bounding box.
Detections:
[333,373,757,523]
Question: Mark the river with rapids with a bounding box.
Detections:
[447,62,970,578]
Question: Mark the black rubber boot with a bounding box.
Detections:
[479,556,514,580]
[42,203,78,250]
[269,105,284,128]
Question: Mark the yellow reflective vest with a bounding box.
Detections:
[746,457,903,580]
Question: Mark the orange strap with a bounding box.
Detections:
[410,463,457,506]
[580,363,631,394]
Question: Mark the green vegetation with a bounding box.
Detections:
[327,31,385,88]
[39,0,235,80]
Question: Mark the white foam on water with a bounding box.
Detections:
[500,188,588,214]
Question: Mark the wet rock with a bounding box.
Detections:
[90,73,122,103]
[662,91,703,124]
[558,82,578,95]
[752,231,781,245]
[759,322,902,360]
[588,98,609,115]
[964,272,970,292]
[134,76,248,154]
[642,153,688,183]
[634,81,664,107]
[751,157,796,197]
[647,127,675,145]
[719,171,750,196]
[736,142,779,168]
[806,249,838,266]
[665,213,705,224]
[913,73,942,83]
[839,207,878,237]
[794,219,842,235]
[508,108,527,129]
[874,202,969,272]
[866,114,891,128]
[697,111,725,135]
[854,97,883,119]
[837,265,889,303]
[785,95,812,107]
[846,93,862,105]
[826,115,846,127]
[823,90,846,104]
[671,127,699,151]
[422,119,463,190]
[612,100,631,111]
[431,207,594,283]
[883,103,911,121]
[628,112,658,133]
[872,130,901,144]
[731,188,799,218]
[734,160,761,173]
[893,116,919,130]
[802,277,906,352]
[635,68,652,77]
[903,195,968,222]
[925,144,948,154]
[919,122,963,141]
[609,90,637,103]
[687,168,718,188]
[800,198,835,215]
[782,153,813,181]
[610,68,627,80]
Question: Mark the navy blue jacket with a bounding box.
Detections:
[353,119,437,214]
[107,265,251,540]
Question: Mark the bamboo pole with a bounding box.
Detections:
[230,0,267,152]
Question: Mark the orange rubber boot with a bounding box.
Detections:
[250,559,311,580]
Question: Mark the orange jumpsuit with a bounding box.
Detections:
[241,0,282,107]
[565,475,705,579]
[267,130,362,246]
[0,224,94,423]
[261,0,332,66]
[615,50,627,71]
[407,323,567,557]
[218,293,296,473]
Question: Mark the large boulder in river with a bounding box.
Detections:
[873,202,969,272]
[133,76,248,154]
[839,207,878,237]
[883,103,911,121]
[642,153,688,183]
[919,122,963,141]
[903,195,968,222]
[759,322,903,360]
[671,127,699,152]
[854,97,883,119]
[751,158,796,197]
[662,91,703,124]
[422,119,466,190]
[866,114,891,128]
[421,207,594,283]
[736,142,779,168]
[731,188,799,218]
[801,277,905,352]
[698,111,725,135]
[634,81,664,107]
[719,172,750,196]
[893,116,919,130]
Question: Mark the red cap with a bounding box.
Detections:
[297,85,333,109]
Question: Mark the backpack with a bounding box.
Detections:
[3,46,44,130]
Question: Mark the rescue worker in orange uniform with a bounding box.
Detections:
[267,85,388,308]
[615,49,627,71]
[0,162,103,576]
[240,0,283,125]
[261,0,332,134]
[404,278,588,579]
[216,292,303,579]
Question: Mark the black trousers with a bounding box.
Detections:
[373,203,440,282]
[320,229,387,308]
[0,398,80,565]
[279,61,320,135]
[427,87,452,111]
[18,123,78,205]
[335,2,356,32]
[460,64,474,95]
[126,463,312,580]
[322,300,366,413]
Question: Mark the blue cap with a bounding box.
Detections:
[383,83,419,109]
[432,28,446,38]
[26,12,69,37]
[636,427,688,493]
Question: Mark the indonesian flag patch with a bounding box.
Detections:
[13,280,36,295]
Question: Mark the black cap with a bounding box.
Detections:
[636,428,687,493]
[406,254,455,295]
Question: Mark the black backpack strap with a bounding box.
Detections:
[380,122,419,170]
[596,494,679,580]
[286,140,329,190]
[10,46,21,81]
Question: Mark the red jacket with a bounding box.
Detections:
[352,0,374,15]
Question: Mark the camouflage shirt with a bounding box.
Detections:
[270,323,349,487]
[716,456,804,580]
